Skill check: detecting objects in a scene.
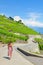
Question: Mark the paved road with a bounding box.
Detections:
[0,44,33,65]
[17,48,43,65]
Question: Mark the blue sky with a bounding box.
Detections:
[0,0,43,34]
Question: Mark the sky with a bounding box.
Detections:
[0,0,43,34]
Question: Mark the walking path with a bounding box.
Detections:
[18,49,43,65]
[18,35,40,54]
[0,44,34,65]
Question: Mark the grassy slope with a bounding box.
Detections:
[0,15,39,43]
[34,38,43,50]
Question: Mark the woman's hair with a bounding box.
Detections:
[8,41,12,45]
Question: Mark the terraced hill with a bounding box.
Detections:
[0,15,39,43]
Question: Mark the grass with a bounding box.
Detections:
[34,38,43,50]
[0,15,39,44]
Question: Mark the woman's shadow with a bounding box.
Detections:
[3,56,10,60]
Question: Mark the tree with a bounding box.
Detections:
[9,17,14,20]
[17,20,23,24]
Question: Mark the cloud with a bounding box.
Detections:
[23,12,43,28]
[14,16,22,21]
[14,13,43,28]
[28,12,40,18]
[0,13,4,15]
[24,19,43,27]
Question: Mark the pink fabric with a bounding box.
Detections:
[8,46,12,57]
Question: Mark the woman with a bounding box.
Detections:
[8,41,13,59]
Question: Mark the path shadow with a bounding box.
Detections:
[3,56,10,60]
[17,48,43,58]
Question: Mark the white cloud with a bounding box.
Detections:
[23,12,43,28]
[28,12,40,18]
[0,13,4,15]
[14,16,22,21]
[27,12,41,21]
[24,19,43,27]
[13,13,43,28]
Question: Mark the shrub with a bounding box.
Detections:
[34,38,43,50]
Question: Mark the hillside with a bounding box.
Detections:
[0,15,39,43]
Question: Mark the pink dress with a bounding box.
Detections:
[8,45,13,57]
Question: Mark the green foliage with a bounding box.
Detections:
[8,17,14,20]
[34,38,43,50]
